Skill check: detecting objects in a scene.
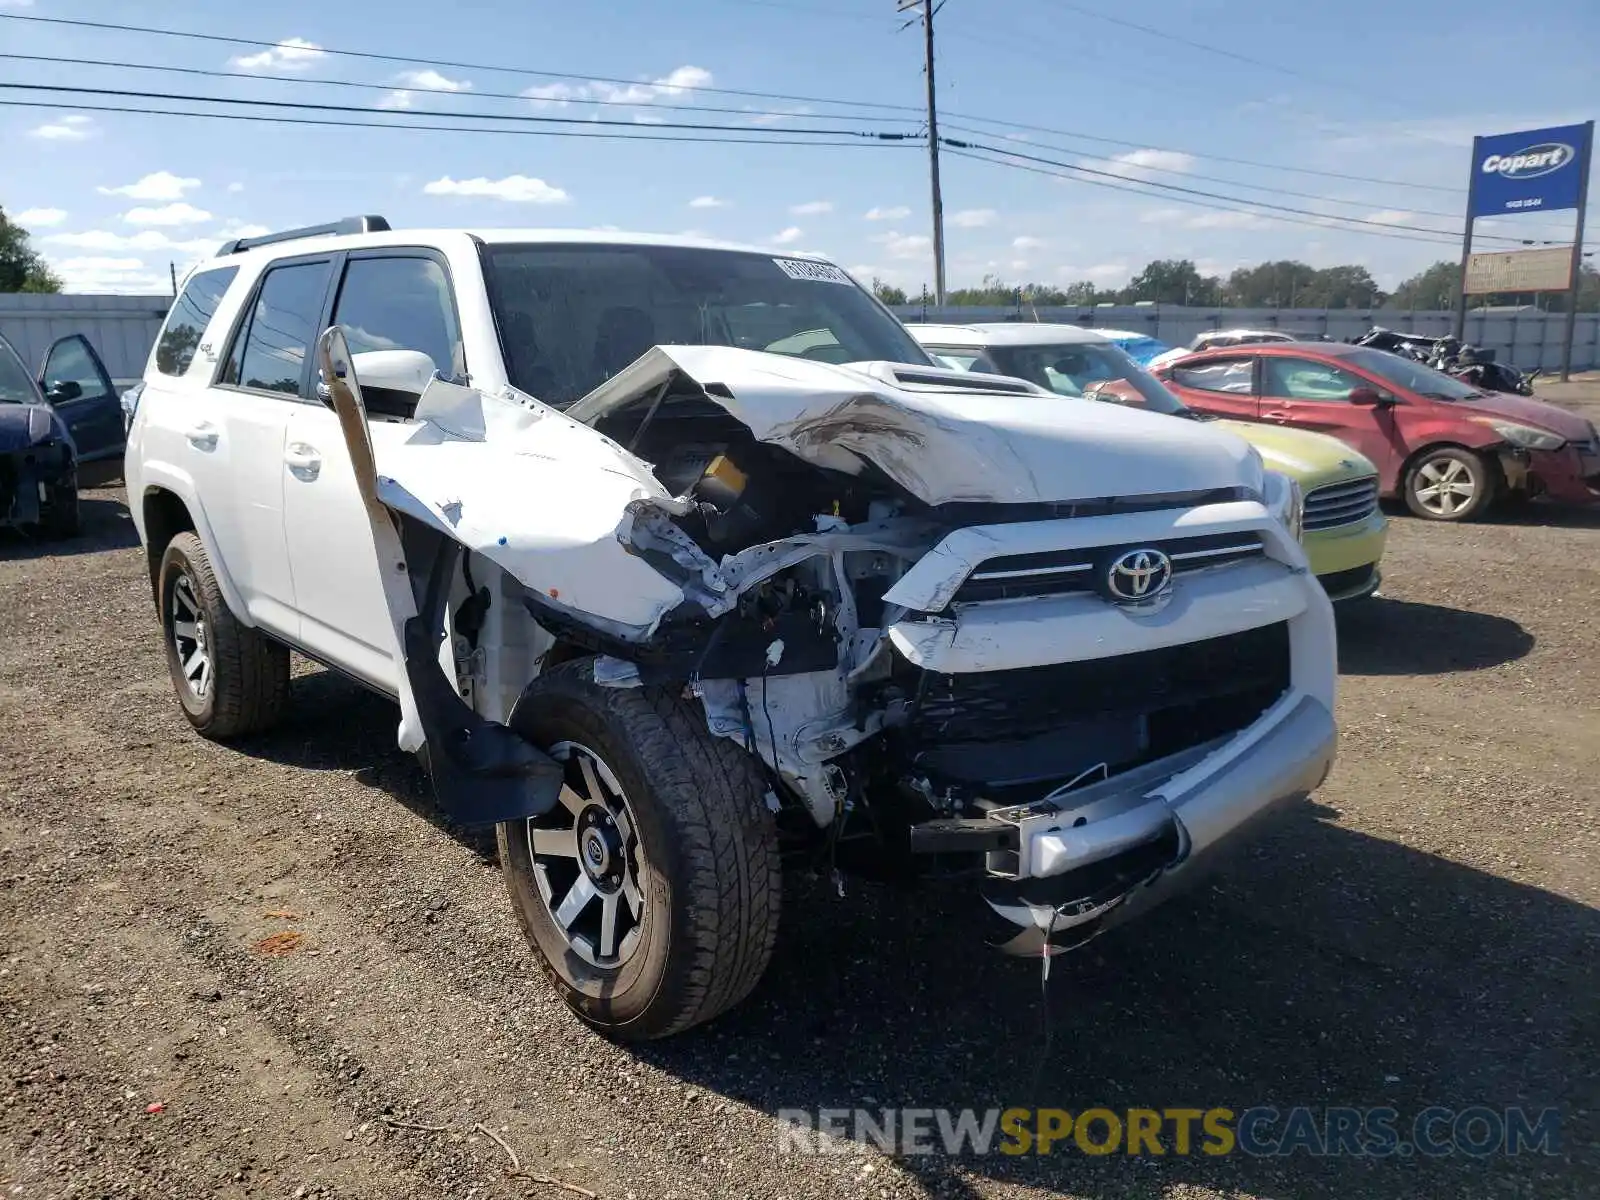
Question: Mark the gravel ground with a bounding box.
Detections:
[1,385,1596,1199]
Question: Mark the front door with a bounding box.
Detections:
[1162,355,1260,421]
[38,335,126,486]
[1256,355,1406,479]
[281,250,467,695]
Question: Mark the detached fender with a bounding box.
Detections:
[316,326,565,828]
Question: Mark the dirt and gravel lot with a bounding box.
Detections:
[1,385,1596,1200]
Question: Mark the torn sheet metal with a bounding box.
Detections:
[563,345,1264,507]
[367,376,697,639]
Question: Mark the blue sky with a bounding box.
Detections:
[4,0,1597,295]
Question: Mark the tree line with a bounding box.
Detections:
[872,257,1600,312]
[0,208,63,293]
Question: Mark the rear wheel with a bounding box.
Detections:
[157,531,290,738]
[497,658,780,1040]
[1403,447,1496,521]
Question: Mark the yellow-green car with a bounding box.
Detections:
[904,322,1387,602]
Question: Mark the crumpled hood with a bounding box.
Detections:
[565,346,1264,506]
[0,404,57,454]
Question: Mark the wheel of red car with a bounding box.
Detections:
[497,657,780,1041]
[1402,447,1496,521]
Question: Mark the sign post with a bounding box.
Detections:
[1456,120,1594,379]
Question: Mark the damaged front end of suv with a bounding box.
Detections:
[316,320,1336,1037]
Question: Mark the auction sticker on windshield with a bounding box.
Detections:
[773,258,854,284]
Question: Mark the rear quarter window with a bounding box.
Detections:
[154,265,240,378]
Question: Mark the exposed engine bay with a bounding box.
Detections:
[318,329,1323,953]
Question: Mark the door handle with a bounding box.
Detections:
[284,443,322,481]
[1262,409,1291,422]
[184,421,219,450]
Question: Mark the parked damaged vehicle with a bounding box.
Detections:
[1,326,125,540]
[126,219,1339,1039]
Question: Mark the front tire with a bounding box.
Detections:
[1403,447,1496,521]
[157,531,290,739]
[497,659,781,1040]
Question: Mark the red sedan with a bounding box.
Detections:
[1153,342,1600,521]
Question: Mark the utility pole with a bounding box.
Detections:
[900,0,945,305]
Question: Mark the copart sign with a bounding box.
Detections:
[1470,122,1592,217]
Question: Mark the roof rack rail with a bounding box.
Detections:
[216,215,391,256]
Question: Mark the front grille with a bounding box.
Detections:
[1304,476,1378,532]
[897,622,1292,793]
[949,531,1264,605]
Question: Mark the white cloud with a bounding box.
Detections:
[422,174,570,203]
[48,255,172,295]
[397,69,471,93]
[689,195,726,209]
[1186,210,1271,230]
[97,171,202,202]
[1107,148,1196,179]
[230,37,326,73]
[1012,235,1045,250]
[15,208,67,227]
[949,208,997,228]
[227,182,246,194]
[1363,209,1415,227]
[29,115,94,141]
[791,200,833,216]
[873,231,931,259]
[55,256,143,272]
[865,206,911,221]
[771,227,804,246]
[122,202,214,227]
[379,69,472,111]
[524,65,712,109]
[1056,262,1129,284]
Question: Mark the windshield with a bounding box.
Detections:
[1342,346,1483,401]
[480,243,934,407]
[0,336,38,404]
[949,341,1191,416]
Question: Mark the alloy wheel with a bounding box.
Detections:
[169,573,212,700]
[1412,455,1477,517]
[526,741,648,969]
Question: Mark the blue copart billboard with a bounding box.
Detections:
[1469,123,1591,217]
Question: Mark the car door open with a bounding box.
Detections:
[38,334,126,486]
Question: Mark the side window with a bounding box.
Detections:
[329,256,463,381]
[154,265,238,377]
[1262,357,1367,403]
[0,338,38,403]
[223,260,335,395]
[1171,357,1255,394]
[923,347,985,371]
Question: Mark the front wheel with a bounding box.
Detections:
[497,659,781,1040]
[1403,447,1496,521]
[35,477,80,540]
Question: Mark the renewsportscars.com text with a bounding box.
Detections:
[775,1106,1561,1158]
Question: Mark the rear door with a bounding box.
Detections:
[1161,354,1260,421]
[38,335,125,485]
[1257,354,1405,477]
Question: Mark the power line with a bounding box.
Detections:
[939,120,1585,241]
[0,52,912,127]
[942,136,1582,248]
[0,81,917,141]
[944,146,1462,248]
[0,12,926,116]
[0,98,915,150]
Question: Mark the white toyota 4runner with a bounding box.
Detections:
[125,217,1338,1039]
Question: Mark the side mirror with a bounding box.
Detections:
[1348,387,1394,407]
[45,379,83,404]
[317,349,437,410]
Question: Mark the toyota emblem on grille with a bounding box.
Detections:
[1104,548,1174,607]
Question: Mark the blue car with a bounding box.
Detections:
[1094,328,1174,365]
